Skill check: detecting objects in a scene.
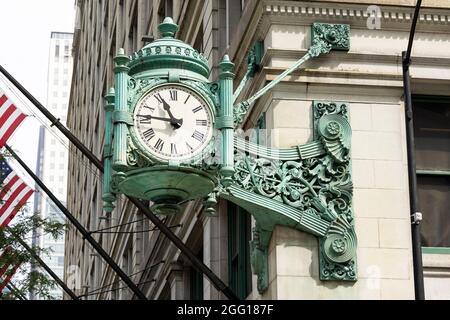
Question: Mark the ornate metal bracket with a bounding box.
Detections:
[233,23,350,127]
[221,101,357,293]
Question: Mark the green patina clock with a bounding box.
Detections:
[103,17,357,293]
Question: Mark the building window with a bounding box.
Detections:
[227,202,252,299]
[226,0,243,46]
[55,44,60,57]
[189,249,204,300]
[413,95,450,248]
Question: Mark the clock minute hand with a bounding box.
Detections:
[137,114,172,122]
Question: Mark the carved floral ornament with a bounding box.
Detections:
[104,18,355,294]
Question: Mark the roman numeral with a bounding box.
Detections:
[154,138,164,152]
[143,105,155,112]
[192,131,204,142]
[184,95,191,104]
[154,94,163,104]
[169,90,178,101]
[192,106,202,113]
[171,143,178,155]
[186,142,193,152]
[140,118,152,125]
[196,120,207,126]
[142,128,155,141]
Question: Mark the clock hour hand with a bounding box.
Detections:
[160,97,183,128]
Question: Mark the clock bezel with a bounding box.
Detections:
[129,82,217,164]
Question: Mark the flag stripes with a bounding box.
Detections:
[0,246,22,292]
[0,247,13,278]
[0,89,27,147]
[0,159,34,227]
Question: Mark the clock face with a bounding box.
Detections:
[133,85,214,162]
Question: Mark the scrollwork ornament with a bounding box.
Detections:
[227,100,357,287]
[233,101,250,126]
[310,23,350,57]
[126,135,154,168]
[320,216,357,281]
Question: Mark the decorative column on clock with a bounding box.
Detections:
[218,55,235,186]
[102,88,116,213]
[112,48,131,176]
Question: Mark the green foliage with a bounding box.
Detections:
[0,212,66,300]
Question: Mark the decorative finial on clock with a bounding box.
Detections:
[158,17,179,38]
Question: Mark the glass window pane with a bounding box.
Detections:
[413,97,450,171]
[418,175,450,247]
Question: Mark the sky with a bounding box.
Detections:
[0,0,75,183]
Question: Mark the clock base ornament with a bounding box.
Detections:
[117,166,217,215]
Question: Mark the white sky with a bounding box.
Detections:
[0,0,75,186]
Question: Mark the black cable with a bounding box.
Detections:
[87,218,147,234]
[80,279,156,299]
[78,260,164,298]
[89,224,182,235]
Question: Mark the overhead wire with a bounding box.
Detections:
[78,260,165,298]
[80,279,156,298]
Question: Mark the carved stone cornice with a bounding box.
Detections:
[231,0,450,87]
[258,1,450,28]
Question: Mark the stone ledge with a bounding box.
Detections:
[423,253,450,268]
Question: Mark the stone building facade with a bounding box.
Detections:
[65,0,450,300]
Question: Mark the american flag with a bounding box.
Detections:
[0,88,27,147]
[0,159,34,227]
[0,246,22,292]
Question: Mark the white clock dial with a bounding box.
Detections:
[133,85,214,162]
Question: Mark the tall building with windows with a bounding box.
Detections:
[37,31,74,299]
[65,0,450,300]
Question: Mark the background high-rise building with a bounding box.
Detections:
[65,0,450,300]
[36,31,74,299]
